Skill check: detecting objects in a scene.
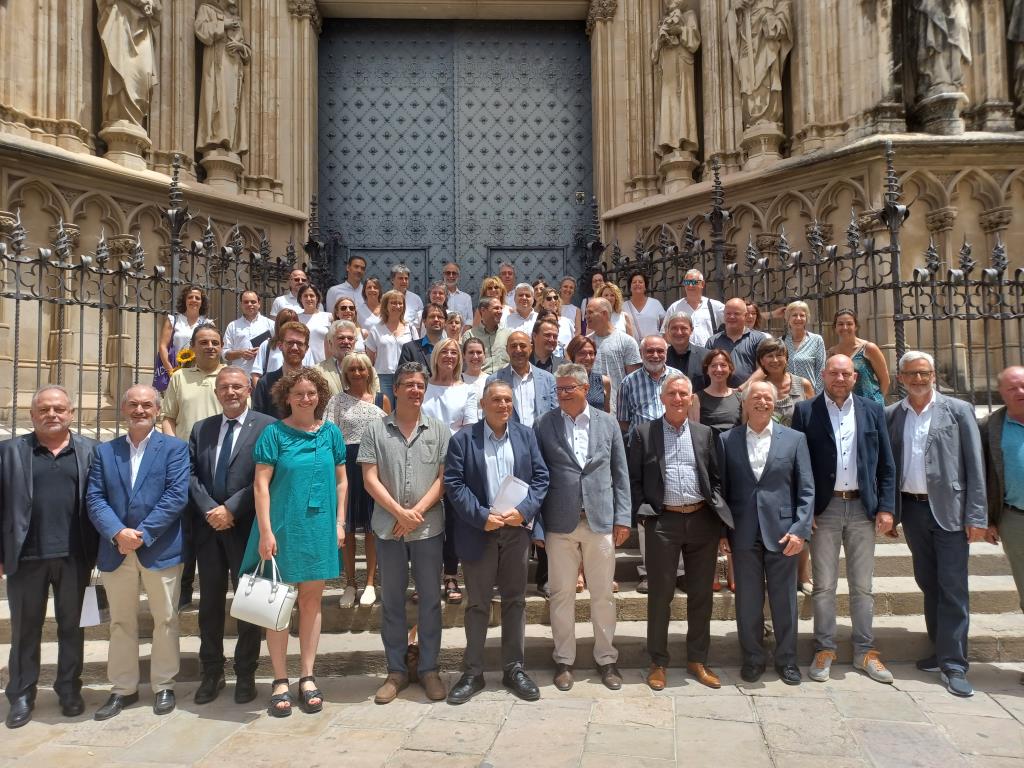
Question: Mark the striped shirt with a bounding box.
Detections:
[616,365,682,429]
[662,417,703,506]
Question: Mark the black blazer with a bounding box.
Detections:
[627,417,732,530]
[188,411,276,546]
[0,432,99,576]
[398,338,434,369]
[252,368,284,419]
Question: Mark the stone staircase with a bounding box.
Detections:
[2,535,1022,686]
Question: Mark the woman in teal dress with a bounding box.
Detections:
[828,308,890,405]
[240,367,347,718]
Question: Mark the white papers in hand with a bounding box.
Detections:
[491,475,529,515]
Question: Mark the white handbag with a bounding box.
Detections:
[230,556,298,631]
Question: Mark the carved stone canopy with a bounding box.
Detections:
[288,0,322,33]
[586,0,617,36]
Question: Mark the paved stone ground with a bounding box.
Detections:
[3,663,1023,767]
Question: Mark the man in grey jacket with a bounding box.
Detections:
[534,363,631,692]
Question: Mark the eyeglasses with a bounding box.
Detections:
[443,270,459,276]
[682,279,701,287]
[903,370,934,379]
[555,384,582,394]
[282,340,306,348]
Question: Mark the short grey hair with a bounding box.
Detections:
[478,296,500,311]
[684,269,705,281]
[898,350,935,372]
[330,319,359,337]
[664,311,693,330]
[390,263,411,278]
[660,372,692,395]
[742,379,779,401]
[30,384,73,410]
[482,379,514,400]
[514,282,534,295]
[554,362,589,387]
[499,262,515,273]
[120,383,162,408]
[640,335,667,353]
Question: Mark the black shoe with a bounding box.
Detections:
[502,667,540,702]
[636,577,649,594]
[178,594,194,611]
[234,677,258,704]
[59,692,85,718]
[916,656,940,673]
[740,663,766,683]
[776,665,802,686]
[597,663,623,691]
[194,673,226,705]
[676,574,688,592]
[5,695,33,729]
[447,673,485,705]
[153,689,176,715]
[94,692,139,721]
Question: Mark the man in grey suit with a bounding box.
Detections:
[720,381,814,685]
[534,363,631,692]
[188,367,276,706]
[886,351,987,697]
[487,331,557,427]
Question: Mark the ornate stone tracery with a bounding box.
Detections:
[586,0,618,36]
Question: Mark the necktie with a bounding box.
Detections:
[213,419,237,500]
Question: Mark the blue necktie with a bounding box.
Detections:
[213,419,237,500]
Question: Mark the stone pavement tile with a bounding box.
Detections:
[591,697,675,729]
[737,677,829,698]
[675,717,772,768]
[18,744,190,768]
[1,716,80,754]
[908,691,1014,719]
[427,698,514,725]
[110,708,242,764]
[847,718,967,768]
[310,725,415,765]
[579,755,674,768]
[193,732,306,767]
[485,699,590,767]
[54,702,166,747]
[829,689,929,722]
[827,668,908,690]
[649,666,744,696]
[928,712,1024,758]
[769,751,869,768]
[991,694,1024,725]
[403,718,501,754]
[584,723,675,761]
[329,697,429,730]
[386,750,483,767]
[242,706,335,737]
[672,694,756,723]
[965,757,1024,768]
[754,696,864,759]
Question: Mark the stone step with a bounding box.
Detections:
[6,612,1023,686]
[2,574,1019,643]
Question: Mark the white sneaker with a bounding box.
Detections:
[338,584,356,608]
[359,584,377,606]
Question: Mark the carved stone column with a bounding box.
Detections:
[623,0,659,201]
[979,206,1012,252]
[242,0,284,202]
[588,0,622,211]
[151,0,197,179]
[961,0,1014,132]
[283,2,321,211]
[700,0,744,173]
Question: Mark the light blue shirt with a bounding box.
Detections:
[484,422,514,509]
[1003,416,1024,509]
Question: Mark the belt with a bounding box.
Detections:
[902,492,929,502]
[833,490,860,500]
[663,502,706,514]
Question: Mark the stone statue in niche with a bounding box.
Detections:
[1006,0,1024,116]
[911,0,972,134]
[195,0,251,192]
[653,1,701,156]
[96,0,161,170]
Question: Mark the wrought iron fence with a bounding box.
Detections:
[0,156,332,436]
[597,142,1024,408]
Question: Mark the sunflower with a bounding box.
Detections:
[175,348,196,370]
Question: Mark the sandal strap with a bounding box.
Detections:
[271,678,290,686]
[298,675,316,685]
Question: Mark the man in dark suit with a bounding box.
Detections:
[791,354,896,685]
[529,317,565,373]
[398,302,446,368]
[0,386,98,728]
[188,367,276,705]
[443,380,549,704]
[720,380,814,685]
[628,373,731,690]
[86,384,190,720]
[487,331,557,428]
[886,351,987,697]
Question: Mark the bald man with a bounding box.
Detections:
[704,298,768,387]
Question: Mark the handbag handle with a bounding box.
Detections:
[256,555,282,585]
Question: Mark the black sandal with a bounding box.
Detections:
[297,675,323,714]
[268,678,292,718]
[443,577,463,605]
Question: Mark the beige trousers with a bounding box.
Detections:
[101,551,183,694]
[547,517,618,666]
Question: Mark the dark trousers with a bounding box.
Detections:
[645,507,721,666]
[5,556,90,702]
[461,526,530,676]
[377,533,444,674]
[195,528,261,678]
[732,535,799,667]
[534,545,548,588]
[901,496,970,672]
[442,499,459,577]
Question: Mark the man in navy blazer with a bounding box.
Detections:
[443,380,549,704]
[86,384,190,721]
[486,331,557,428]
[721,381,815,685]
[790,354,896,685]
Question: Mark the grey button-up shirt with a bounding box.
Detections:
[357,412,450,541]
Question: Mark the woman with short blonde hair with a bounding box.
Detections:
[598,282,635,338]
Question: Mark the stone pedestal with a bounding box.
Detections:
[98,121,152,171]
[200,149,244,193]
[740,122,785,171]
[658,149,699,195]
[916,92,968,136]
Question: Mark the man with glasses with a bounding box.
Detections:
[270,268,318,319]
[252,322,310,419]
[223,291,273,378]
[661,269,725,347]
[442,262,474,329]
[791,355,896,685]
[325,255,368,317]
[885,351,986,696]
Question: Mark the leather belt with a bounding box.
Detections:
[902,492,929,502]
[833,490,860,500]
[663,502,706,514]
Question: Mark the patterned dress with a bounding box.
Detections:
[326,392,385,533]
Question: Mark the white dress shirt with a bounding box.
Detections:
[446,288,474,327]
[402,290,424,326]
[325,280,368,318]
[900,391,935,494]
[128,429,155,487]
[826,394,858,490]
[223,313,274,376]
[746,419,774,481]
[214,409,249,475]
[511,366,537,427]
[561,405,591,468]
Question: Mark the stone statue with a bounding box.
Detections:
[913,0,972,100]
[96,0,161,129]
[653,1,701,156]
[726,0,793,128]
[1007,0,1024,115]
[195,0,251,157]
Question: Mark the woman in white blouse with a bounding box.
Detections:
[598,282,635,338]
[460,336,487,410]
[364,289,416,400]
[359,277,384,332]
[624,271,666,340]
[558,276,582,336]
[156,285,211,388]
[297,283,334,364]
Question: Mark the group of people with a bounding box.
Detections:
[2,258,1022,729]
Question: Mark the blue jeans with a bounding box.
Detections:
[377,373,394,402]
[376,534,443,674]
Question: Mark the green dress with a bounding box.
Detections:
[240,420,346,583]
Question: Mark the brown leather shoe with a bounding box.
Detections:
[687,662,721,689]
[373,672,409,705]
[420,671,447,702]
[597,663,623,691]
[553,664,574,691]
[647,665,667,691]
